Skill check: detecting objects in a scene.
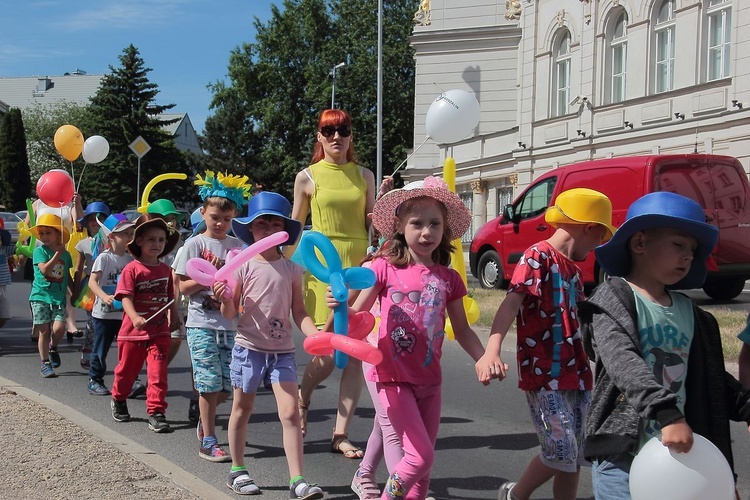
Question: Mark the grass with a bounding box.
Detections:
[467,287,748,363]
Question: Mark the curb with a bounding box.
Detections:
[0,374,233,500]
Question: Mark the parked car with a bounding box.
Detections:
[0,212,22,243]
[469,154,750,300]
[15,210,28,221]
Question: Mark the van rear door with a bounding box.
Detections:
[706,157,750,266]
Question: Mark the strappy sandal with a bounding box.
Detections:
[331,433,364,459]
[227,470,261,495]
[298,393,310,438]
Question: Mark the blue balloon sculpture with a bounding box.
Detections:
[299,231,376,368]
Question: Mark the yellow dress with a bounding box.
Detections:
[304,160,369,326]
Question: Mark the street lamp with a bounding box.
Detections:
[330,62,346,109]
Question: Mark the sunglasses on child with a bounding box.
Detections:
[320,125,352,138]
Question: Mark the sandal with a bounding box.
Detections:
[298,391,310,438]
[331,433,364,459]
[227,470,261,495]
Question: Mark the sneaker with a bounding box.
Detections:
[88,379,110,396]
[80,356,91,370]
[111,399,130,422]
[40,361,57,378]
[498,481,517,500]
[290,478,324,500]
[188,398,200,423]
[351,468,380,499]
[227,470,261,495]
[197,420,204,441]
[199,441,231,462]
[148,412,172,433]
[48,346,61,368]
[128,379,147,399]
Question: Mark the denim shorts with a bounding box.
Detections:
[526,389,591,473]
[230,345,297,395]
[30,301,66,325]
[591,454,633,500]
[186,327,235,394]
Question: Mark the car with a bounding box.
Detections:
[15,210,28,221]
[0,212,22,243]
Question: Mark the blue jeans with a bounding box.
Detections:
[89,318,120,383]
[591,454,633,500]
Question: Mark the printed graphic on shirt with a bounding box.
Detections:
[47,260,66,283]
[199,249,225,311]
[268,317,285,341]
[134,277,171,322]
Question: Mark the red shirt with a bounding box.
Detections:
[509,240,592,391]
[114,260,174,341]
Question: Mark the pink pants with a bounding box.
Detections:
[111,335,170,415]
[359,362,403,477]
[379,382,441,500]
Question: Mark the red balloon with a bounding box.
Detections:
[36,170,74,207]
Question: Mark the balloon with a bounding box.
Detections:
[302,312,382,365]
[331,335,383,365]
[37,170,74,207]
[15,199,36,258]
[82,135,109,164]
[425,89,481,144]
[630,435,734,500]
[303,333,336,356]
[137,173,188,213]
[53,125,84,162]
[185,258,218,287]
[348,311,376,341]
[66,229,88,278]
[300,231,376,369]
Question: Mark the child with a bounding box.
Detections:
[86,214,135,395]
[110,218,180,432]
[333,176,488,499]
[172,171,251,461]
[0,219,12,329]
[29,213,76,378]
[214,190,323,498]
[580,191,750,499]
[75,201,110,360]
[475,188,616,500]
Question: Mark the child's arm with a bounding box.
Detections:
[475,292,524,383]
[446,298,494,386]
[121,295,146,330]
[167,271,181,332]
[178,273,210,296]
[88,271,114,306]
[38,244,67,276]
[73,250,85,297]
[213,280,241,320]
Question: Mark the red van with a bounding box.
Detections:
[469,154,750,300]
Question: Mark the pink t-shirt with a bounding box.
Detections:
[367,258,466,385]
[234,257,305,353]
[115,260,174,341]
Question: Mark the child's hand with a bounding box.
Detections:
[132,315,147,330]
[212,281,232,302]
[661,418,693,453]
[209,254,223,269]
[104,295,115,306]
[324,286,341,310]
[55,243,66,254]
[169,319,182,332]
[475,352,509,384]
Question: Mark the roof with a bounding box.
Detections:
[156,113,186,135]
[0,74,104,109]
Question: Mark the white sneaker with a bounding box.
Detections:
[498,481,517,500]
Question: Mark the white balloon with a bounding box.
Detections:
[82,135,110,164]
[425,89,481,144]
[630,435,734,500]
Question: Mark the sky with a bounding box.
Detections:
[0,0,281,134]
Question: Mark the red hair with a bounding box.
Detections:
[309,109,357,164]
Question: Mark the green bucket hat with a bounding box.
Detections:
[147,199,185,222]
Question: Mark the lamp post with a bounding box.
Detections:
[330,62,346,109]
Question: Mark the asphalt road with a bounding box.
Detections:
[2,277,750,499]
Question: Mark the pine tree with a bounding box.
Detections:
[0,108,32,211]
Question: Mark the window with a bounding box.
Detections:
[607,11,627,104]
[553,31,571,117]
[654,0,675,93]
[516,179,556,220]
[707,0,731,81]
[459,193,473,243]
[496,186,514,216]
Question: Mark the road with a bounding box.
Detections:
[1,278,750,499]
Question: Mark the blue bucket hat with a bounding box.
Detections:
[231,191,302,246]
[78,201,110,223]
[189,208,206,236]
[595,191,718,289]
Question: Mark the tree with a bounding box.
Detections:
[203,0,415,197]
[0,108,32,211]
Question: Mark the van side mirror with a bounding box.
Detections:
[502,204,518,224]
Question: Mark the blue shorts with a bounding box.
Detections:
[30,301,66,325]
[526,389,591,473]
[185,327,235,394]
[230,345,297,395]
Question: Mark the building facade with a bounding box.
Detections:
[407,0,749,246]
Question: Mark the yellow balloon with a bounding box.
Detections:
[445,319,455,341]
[465,297,480,325]
[443,157,456,192]
[17,220,31,240]
[54,125,84,162]
[137,173,188,213]
[66,229,88,278]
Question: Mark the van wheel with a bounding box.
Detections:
[477,251,503,289]
[702,278,746,301]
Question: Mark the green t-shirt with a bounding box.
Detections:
[30,245,73,306]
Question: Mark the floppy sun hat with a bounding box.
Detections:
[77,201,110,223]
[231,191,302,246]
[30,213,70,244]
[189,207,206,237]
[545,188,616,242]
[127,218,180,258]
[372,176,471,240]
[147,199,185,223]
[595,191,719,290]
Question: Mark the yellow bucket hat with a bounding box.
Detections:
[29,213,71,244]
[545,188,616,242]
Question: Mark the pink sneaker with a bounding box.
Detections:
[351,469,380,499]
[199,442,231,462]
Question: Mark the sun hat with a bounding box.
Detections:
[77,201,110,223]
[97,213,135,236]
[545,188,616,242]
[231,191,302,246]
[147,199,185,223]
[29,213,70,244]
[372,176,471,240]
[595,191,719,289]
[189,207,206,236]
[128,218,180,258]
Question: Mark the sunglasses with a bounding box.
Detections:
[391,290,422,305]
[320,125,352,138]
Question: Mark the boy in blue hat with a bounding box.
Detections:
[172,171,251,462]
[213,191,323,498]
[580,191,750,500]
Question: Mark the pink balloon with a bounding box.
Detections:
[185,258,218,287]
[36,170,74,207]
[214,231,289,283]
